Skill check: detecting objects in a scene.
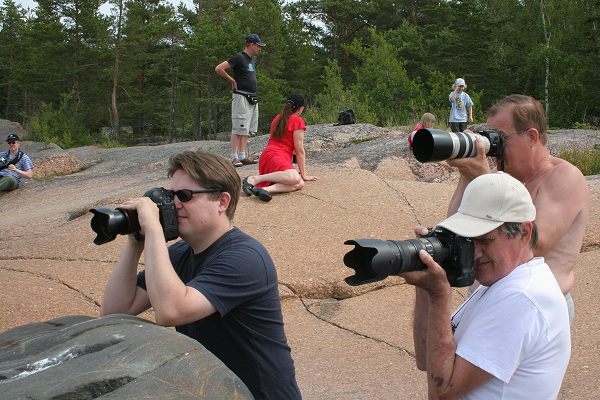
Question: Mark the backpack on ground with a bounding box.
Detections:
[334,109,356,126]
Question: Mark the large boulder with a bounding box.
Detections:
[0,119,27,140]
[0,314,252,399]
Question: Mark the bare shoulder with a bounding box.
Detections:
[542,156,591,198]
[549,156,588,183]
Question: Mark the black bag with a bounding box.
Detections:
[235,90,259,105]
[0,150,23,172]
[334,109,356,126]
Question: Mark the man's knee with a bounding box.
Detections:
[0,176,18,192]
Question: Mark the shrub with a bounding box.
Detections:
[29,91,93,149]
[558,147,600,176]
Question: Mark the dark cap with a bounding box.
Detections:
[245,33,266,47]
[286,94,305,109]
[6,133,20,142]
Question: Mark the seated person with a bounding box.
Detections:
[408,112,436,150]
[0,133,33,192]
[405,172,570,399]
[242,94,318,202]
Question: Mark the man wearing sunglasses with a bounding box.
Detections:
[100,151,301,399]
[446,94,590,323]
[0,133,33,192]
[406,172,570,399]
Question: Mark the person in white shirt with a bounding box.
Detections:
[405,172,570,399]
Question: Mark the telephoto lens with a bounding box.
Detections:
[343,237,448,285]
[343,227,475,287]
[412,128,504,163]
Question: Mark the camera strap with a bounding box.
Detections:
[0,150,23,171]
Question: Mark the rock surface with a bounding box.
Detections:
[1,124,599,399]
[0,314,252,399]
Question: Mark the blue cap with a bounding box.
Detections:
[245,33,266,47]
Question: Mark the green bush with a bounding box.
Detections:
[558,147,600,176]
[29,92,93,149]
[572,122,598,130]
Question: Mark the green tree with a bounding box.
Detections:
[29,91,93,148]
[0,0,27,120]
[346,29,423,125]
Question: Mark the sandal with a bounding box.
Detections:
[251,187,272,202]
[242,177,254,196]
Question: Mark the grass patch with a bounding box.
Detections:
[558,145,600,176]
[350,136,380,144]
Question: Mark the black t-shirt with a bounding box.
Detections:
[137,228,301,400]
[228,51,258,93]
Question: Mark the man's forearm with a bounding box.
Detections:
[142,228,188,324]
[426,291,457,398]
[100,238,144,315]
[413,287,429,370]
[447,175,469,216]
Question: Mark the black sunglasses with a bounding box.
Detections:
[170,188,224,202]
[7,141,16,144]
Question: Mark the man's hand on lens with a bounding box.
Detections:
[400,250,451,298]
[119,197,161,236]
[447,138,491,180]
[397,227,452,297]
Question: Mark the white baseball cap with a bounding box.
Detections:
[455,78,466,86]
[437,172,536,237]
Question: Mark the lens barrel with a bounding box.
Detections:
[89,208,140,245]
[343,237,449,285]
[412,128,491,162]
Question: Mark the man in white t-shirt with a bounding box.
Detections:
[405,172,570,399]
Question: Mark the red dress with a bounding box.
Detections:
[256,113,306,187]
[408,122,424,150]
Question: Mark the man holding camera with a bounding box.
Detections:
[0,133,33,192]
[100,150,301,400]
[447,94,590,322]
[406,172,570,399]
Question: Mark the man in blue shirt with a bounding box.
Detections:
[0,133,33,192]
[100,150,301,400]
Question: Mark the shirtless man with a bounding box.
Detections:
[447,94,590,322]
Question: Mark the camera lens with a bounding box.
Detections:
[89,208,140,245]
[343,237,449,285]
[412,128,491,162]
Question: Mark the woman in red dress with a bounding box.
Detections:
[242,94,318,202]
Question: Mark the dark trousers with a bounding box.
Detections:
[450,122,468,133]
[0,175,18,192]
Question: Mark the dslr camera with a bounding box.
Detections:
[89,187,178,245]
[412,128,504,163]
[344,227,475,287]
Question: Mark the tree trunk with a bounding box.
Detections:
[168,63,178,144]
[111,0,124,141]
[540,0,551,117]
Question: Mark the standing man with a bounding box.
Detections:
[0,133,33,192]
[448,78,473,132]
[100,150,302,400]
[215,33,265,167]
[408,172,570,399]
[447,94,591,322]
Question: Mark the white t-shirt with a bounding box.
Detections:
[452,257,570,399]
